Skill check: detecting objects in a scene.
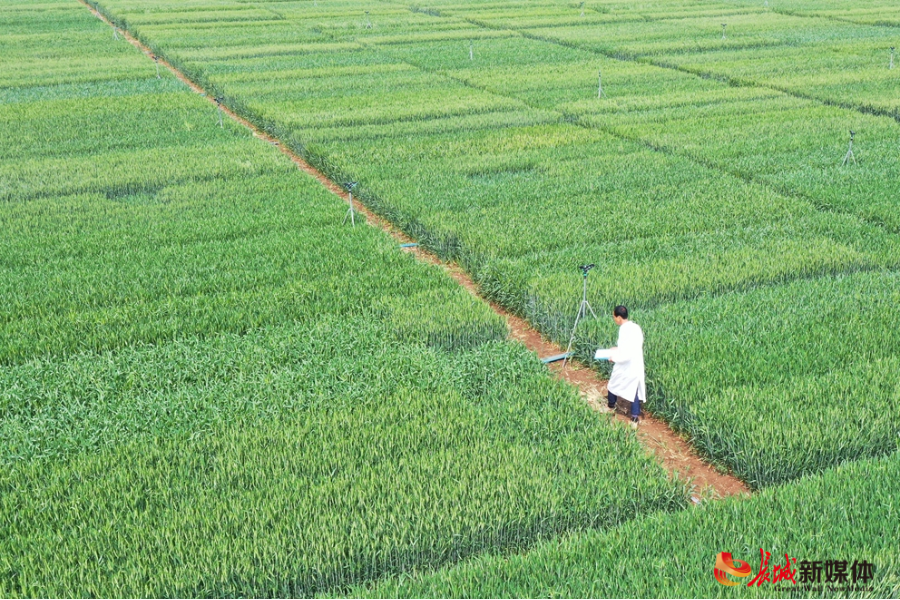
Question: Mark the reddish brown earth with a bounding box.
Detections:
[82,1,750,501]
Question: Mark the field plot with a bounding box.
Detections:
[0,2,687,596]
[612,12,900,119]
[727,0,900,27]
[87,0,900,490]
[352,451,900,598]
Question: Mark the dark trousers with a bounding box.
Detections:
[608,390,641,419]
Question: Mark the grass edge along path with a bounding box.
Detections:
[75,0,750,500]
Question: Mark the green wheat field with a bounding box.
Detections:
[1,0,898,597]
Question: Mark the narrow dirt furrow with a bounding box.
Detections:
[79,0,750,501]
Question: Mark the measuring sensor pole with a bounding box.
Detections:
[598,69,604,98]
[842,130,856,166]
[563,264,598,368]
[722,23,727,39]
[342,182,358,226]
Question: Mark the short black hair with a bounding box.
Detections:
[613,305,628,319]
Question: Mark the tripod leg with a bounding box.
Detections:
[585,301,598,320]
[563,305,585,367]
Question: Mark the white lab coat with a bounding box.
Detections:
[608,320,646,402]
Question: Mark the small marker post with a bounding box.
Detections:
[342,181,358,226]
[597,69,604,98]
[842,130,856,166]
[153,55,160,78]
[580,1,585,17]
[215,97,224,127]
[365,10,372,28]
[764,0,768,8]
[891,47,895,70]
[113,27,119,40]
[469,40,474,60]
[722,23,727,39]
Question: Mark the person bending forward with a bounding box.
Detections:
[607,305,646,425]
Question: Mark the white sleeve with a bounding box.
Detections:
[614,325,640,363]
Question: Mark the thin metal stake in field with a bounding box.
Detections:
[343,181,358,226]
[597,69,603,97]
[469,40,473,60]
[842,130,856,166]
[580,2,585,17]
[215,97,223,127]
[722,23,727,39]
[891,47,895,70]
[153,55,160,78]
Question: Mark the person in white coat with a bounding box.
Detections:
[605,305,645,426]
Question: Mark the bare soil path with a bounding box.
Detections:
[80,0,750,501]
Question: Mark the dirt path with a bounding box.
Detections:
[81,0,750,501]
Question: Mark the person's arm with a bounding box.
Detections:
[607,329,622,363]
[611,326,637,364]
